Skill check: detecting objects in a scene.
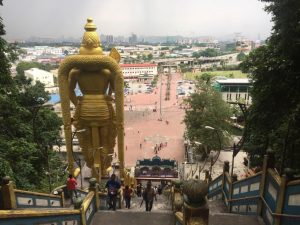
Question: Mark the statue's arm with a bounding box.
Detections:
[69,69,79,106]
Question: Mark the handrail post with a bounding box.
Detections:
[274,174,287,225]
[1,177,17,209]
[222,161,229,210]
[275,169,293,225]
[89,178,100,211]
[258,151,272,216]
[229,174,238,213]
[59,189,65,208]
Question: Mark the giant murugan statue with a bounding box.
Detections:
[58,18,124,182]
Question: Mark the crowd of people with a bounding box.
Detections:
[105,174,163,212]
[66,173,164,212]
[154,142,168,154]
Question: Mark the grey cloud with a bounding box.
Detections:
[1,0,272,40]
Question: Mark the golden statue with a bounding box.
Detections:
[58,18,124,182]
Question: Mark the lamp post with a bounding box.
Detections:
[183,161,187,180]
[204,126,222,180]
[159,73,163,120]
[231,143,237,178]
[45,145,52,193]
[193,141,202,178]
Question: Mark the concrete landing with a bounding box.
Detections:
[91,211,174,225]
[208,200,227,214]
[209,213,264,225]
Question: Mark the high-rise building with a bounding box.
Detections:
[106,35,114,44]
[129,33,138,44]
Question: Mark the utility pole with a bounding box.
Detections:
[159,73,163,120]
[231,143,236,177]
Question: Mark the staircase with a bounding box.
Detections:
[208,200,264,225]
[92,211,174,225]
[92,193,174,225]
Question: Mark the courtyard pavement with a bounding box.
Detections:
[120,73,186,167]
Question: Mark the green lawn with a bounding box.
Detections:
[183,70,248,80]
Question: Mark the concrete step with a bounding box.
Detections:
[209,213,265,225]
[208,199,228,214]
[91,210,174,225]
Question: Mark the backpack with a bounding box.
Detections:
[109,186,117,195]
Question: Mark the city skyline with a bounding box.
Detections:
[1,0,272,41]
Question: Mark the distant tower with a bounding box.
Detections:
[129,33,138,44]
[234,32,242,42]
[106,35,114,44]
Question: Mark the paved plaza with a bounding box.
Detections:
[120,73,186,167]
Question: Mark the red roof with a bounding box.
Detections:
[121,63,157,68]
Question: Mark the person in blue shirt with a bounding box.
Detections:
[105,174,121,210]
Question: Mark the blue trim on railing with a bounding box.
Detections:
[262,204,274,225]
[77,189,89,198]
[281,216,300,225]
[208,174,223,193]
[15,192,62,208]
[1,214,81,225]
[86,196,97,225]
[208,167,300,225]
[232,174,261,199]
[207,187,222,199]
[283,184,300,215]
[264,173,279,213]
[223,176,230,200]
[230,197,259,215]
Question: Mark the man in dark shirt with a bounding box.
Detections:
[105,174,121,210]
[143,181,157,211]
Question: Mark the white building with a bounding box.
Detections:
[121,63,158,81]
[24,68,55,88]
[213,78,252,105]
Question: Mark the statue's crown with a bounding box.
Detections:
[79,18,103,55]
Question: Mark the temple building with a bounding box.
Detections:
[134,156,178,182]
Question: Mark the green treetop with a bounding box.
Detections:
[241,0,300,172]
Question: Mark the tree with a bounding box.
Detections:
[0,11,65,191]
[142,54,147,61]
[184,75,232,159]
[124,81,129,89]
[147,53,153,61]
[241,0,300,172]
[237,52,246,61]
[16,61,54,76]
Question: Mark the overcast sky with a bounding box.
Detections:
[1,0,273,40]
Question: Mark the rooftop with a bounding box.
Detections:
[215,78,251,84]
[121,63,157,68]
[25,68,53,76]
